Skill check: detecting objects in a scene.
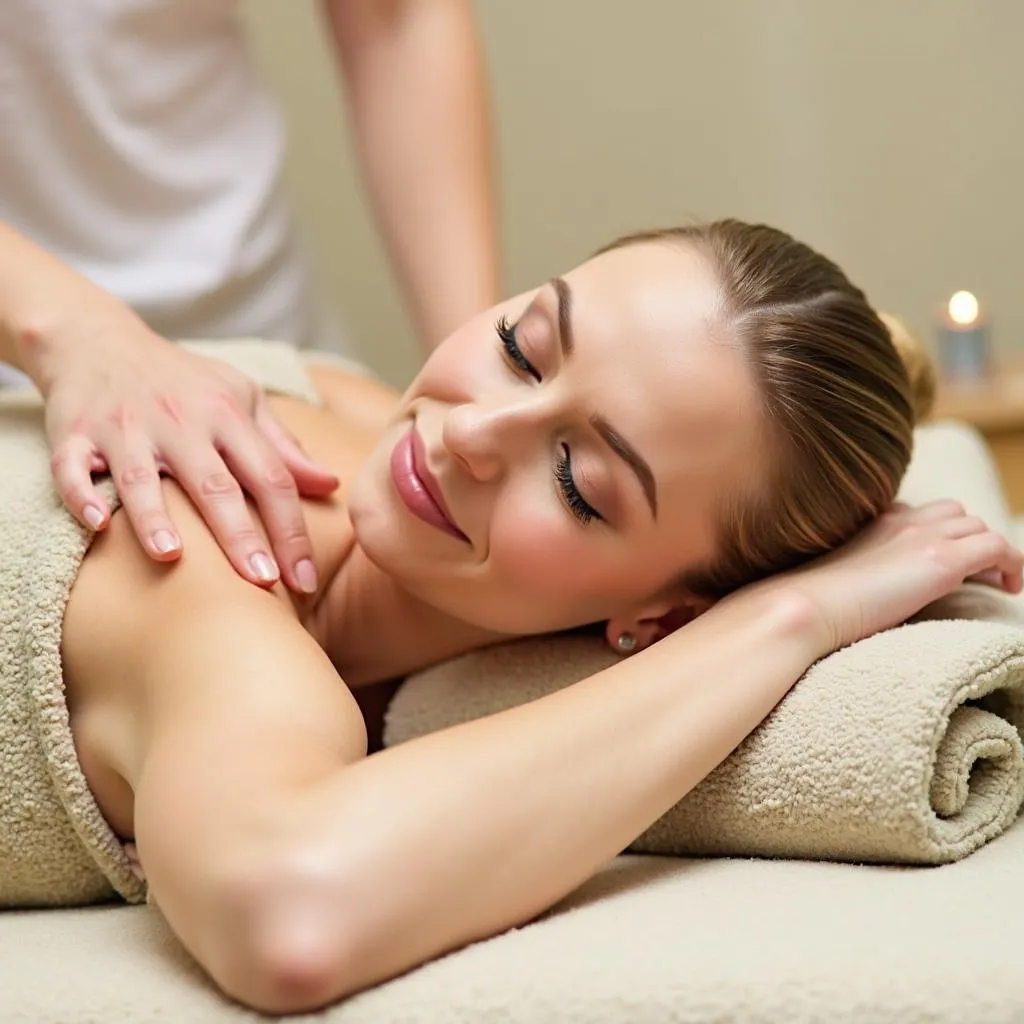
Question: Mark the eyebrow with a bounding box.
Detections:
[591,415,659,519]
[552,276,574,357]
[549,276,659,519]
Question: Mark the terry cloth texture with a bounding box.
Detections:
[387,420,1024,865]
[0,340,319,908]
[4,817,1024,1023]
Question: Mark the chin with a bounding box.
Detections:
[345,457,451,594]
[346,452,603,636]
[346,464,405,568]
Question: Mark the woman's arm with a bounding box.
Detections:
[171,593,815,1014]
[74,498,1019,1015]
[283,593,820,1005]
[70,479,821,1012]
[0,221,337,592]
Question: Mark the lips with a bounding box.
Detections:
[389,427,468,541]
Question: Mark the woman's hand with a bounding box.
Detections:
[741,500,1023,655]
[42,325,339,593]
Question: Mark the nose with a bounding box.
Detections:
[441,394,550,482]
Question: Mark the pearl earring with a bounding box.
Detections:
[616,632,637,653]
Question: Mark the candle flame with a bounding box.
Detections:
[948,290,980,327]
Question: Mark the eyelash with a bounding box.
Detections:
[555,444,602,525]
[496,315,540,381]
[494,316,602,526]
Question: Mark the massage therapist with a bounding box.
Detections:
[0,0,499,593]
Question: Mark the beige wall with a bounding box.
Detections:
[244,1,1024,387]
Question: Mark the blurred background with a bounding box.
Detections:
[244,0,1023,388]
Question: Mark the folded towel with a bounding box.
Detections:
[386,421,1024,865]
[0,340,320,907]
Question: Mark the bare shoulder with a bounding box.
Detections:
[62,362,398,694]
[64,482,284,678]
[62,481,308,745]
[62,481,363,832]
[306,363,401,438]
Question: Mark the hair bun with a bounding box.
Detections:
[879,312,936,423]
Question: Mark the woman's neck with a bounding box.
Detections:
[261,384,510,684]
[313,543,508,687]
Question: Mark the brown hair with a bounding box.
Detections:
[600,220,935,601]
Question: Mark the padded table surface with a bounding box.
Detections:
[3,818,1023,1023]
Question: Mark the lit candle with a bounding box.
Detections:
[937,290,990,381]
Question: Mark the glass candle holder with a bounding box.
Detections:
[937,290,990,381]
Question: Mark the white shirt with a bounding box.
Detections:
[0,0,341,350]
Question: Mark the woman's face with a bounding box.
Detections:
[347,242,765,636]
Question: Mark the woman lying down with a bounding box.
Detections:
[0,219,1020,1014]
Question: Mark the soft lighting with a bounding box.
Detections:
[948,290,980,327]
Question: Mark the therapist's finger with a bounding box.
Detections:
[967,567,1003,589]
[162,439,281,588]
[254,400,339,498]
[216,417,319,595]
[50,434,112,533]
[103,442,183,561]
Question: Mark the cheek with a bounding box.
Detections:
[486,500,629,604]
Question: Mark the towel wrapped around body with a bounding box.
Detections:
[0,341,320,908]
[386,422,1024,865]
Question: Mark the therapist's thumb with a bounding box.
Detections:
[254,400,340,497]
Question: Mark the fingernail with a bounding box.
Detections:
[295,558,318,594]
[152,529,180,554]
[249,552,279,583]
[83,504,104,530]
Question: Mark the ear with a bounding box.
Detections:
[604,595,714,655]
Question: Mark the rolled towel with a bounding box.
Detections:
[385,421,1024,865]
[385,602,1024,865]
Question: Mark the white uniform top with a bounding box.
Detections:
[0,0,342,350]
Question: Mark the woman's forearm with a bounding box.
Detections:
[0,221,143,390]
[298,591,826,997]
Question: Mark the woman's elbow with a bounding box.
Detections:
[219,927,353,1015]
[203,844,389,1015]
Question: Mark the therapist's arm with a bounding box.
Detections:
[323,0,500,350]
[0,221,338,593]
[0,222,128,386]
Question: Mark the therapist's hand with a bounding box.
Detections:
[43,326,339,593]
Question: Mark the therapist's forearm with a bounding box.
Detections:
[325,0,500,349]
[0,222,144,391]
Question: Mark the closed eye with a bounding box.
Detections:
[496,314,602,526]
[496,316,541,382]
[556,444,603,525]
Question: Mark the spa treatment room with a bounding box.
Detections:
[1,2,1023,1022]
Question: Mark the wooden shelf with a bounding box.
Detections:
[933,367,1024,512]
[934,368,1024,433]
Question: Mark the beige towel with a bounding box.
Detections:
[386,421,1024,865]
[0,340,320,907]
